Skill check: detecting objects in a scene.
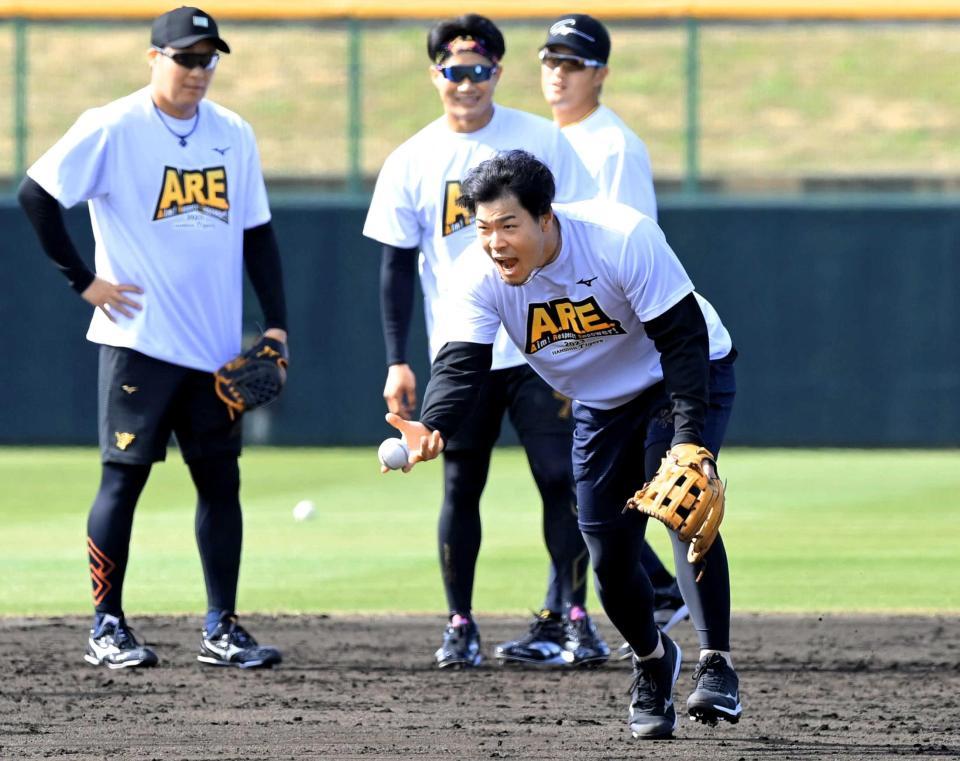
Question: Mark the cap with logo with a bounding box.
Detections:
[542,14,610,64]
[427,14,506,64]
[151,6,230,53]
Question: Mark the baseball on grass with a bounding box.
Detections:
[292,499,316,522]
[378,437,410,470]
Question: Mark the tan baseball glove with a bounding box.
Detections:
[625,443,725,565]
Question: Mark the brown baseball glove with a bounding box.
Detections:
[214,336,288,420]
[624,443,725,565]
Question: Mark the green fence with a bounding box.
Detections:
[5,18,960,193]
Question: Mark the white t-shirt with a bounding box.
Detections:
[561,105,657,221]
[562,105,732,360]
[28,86,271,372]
[363,104,598,370]
[441,200,726,410]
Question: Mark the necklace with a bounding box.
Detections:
[152,101,200,146]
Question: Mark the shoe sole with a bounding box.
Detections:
[84,653,156,669]
[436,659,482,669]
[494,653,568,667]
[631,639,683,740]
[688,699,742,726]
[197,654,280,669]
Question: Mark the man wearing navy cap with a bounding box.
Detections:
[18,6,288,669]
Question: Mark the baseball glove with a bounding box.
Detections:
[624,443,725,566]
[214,336,289,420]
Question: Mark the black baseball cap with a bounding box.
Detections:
[427,14,505,64]
[151,7,230,53]
[542,14,610,64]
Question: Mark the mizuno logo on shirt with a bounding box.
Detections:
[577,276,598,287]
[525,296,625,354]
[153,166,230,223]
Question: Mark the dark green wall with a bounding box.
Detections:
[2,196,958,447]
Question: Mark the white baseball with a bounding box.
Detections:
[292,499,316,522]
[378,437,410,470]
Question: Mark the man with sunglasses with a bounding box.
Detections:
[18,7,287,669]
[364,14,607,670]
[539,15,739,656]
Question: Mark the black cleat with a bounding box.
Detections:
[687,653,742,725]
[84,614,159,669]
[436,615,482,669]
[627,633,682,740]
[563,609,610,668]
[496,610,567,667]
[197,614,282,669]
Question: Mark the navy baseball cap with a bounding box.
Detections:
[542,14,610,64]
[151,7,230,53]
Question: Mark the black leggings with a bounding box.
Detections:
[438,443,587,617]
[86,456,243,616]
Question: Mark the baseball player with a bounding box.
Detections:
[386,150,742,738]
[18,6,287,669]
[363,14,609,669]
[539,14,734,649]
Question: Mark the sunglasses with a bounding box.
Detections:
[539,49,604,72]
[154,47,220,71]
[435,63,498,83]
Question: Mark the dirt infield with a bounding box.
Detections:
[2,613,957,760]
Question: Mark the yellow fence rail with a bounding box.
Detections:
[3,0,960,20]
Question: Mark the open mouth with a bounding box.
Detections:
[494,257,519,275]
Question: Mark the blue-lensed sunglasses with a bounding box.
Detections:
[435,63,498,83]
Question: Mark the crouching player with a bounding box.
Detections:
[385,150,742,738]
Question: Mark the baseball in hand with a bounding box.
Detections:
[378,437,410,470]
[293,499,316,522]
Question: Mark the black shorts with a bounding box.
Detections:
[97,346,242,465]
[444,363,573,453]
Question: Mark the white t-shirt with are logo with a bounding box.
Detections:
[363,104,597,370]
[28,86,271,372]
[441,199,720,410]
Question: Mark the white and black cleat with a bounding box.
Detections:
[627,633,682,740]
[687,653,742,725]
[197,614,282,669]
[84,614,159,669]
[495,610,568,667]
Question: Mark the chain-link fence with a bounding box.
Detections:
[5,18,960,193]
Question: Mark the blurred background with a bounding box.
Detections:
[1,0,959,448]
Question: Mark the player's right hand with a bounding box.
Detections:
[81,277,144,323]
[385,412,444,471]
[383,363,417,419]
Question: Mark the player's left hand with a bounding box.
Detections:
[384,412,444,472]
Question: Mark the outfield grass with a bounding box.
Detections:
[1,447,957,617]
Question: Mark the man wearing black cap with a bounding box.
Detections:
[364,14,608,670]
[18,6,288,669]
[538,14,743,732]
[540,14,690,643]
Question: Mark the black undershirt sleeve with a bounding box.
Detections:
[17,176,96,294]
[243,222,288,332]
[642,292,711,448]
[419,341,493,441]
[380,244,419,366]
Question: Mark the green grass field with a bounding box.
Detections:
[1,447,957,617]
